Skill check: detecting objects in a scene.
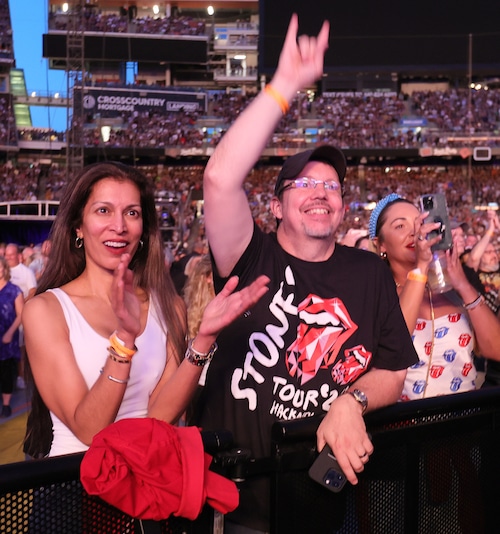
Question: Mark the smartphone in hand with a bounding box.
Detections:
[308,445,347,493]
[419,193,452,251]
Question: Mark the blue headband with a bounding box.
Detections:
[368,193,402,240]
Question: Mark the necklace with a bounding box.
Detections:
[422,283,435,398]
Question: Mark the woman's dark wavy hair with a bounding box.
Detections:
[23,162,187,457]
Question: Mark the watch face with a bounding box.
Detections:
[352,389,368,410]
[353,389,367,402]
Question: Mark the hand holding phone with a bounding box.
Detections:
[308,445,347,493]
[419,193,452,251]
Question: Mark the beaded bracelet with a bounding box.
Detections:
[108,348,131,364]
[407,269,428,283]
[185,338,218,367]
[109,331,137,359]
[463,294,485,311]
[264,84,290,115]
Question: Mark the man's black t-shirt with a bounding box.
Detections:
[192,225,417,530]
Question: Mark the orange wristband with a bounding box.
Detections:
[407,270,428,283]
[109,332,137,359]
[264,84,290,115]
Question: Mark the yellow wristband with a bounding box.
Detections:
[264,84,290,115]
[109,332,137,359]
[407,270,428,283]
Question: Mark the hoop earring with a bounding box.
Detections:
[75,236,84,249]
[380,251,387,259]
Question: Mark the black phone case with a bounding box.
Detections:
[308,445,347,493]
[419,193,452,251]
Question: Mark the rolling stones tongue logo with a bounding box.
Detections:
[285,294,370,385]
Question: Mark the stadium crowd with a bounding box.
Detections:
[9,87,498,151]
[48,11,206,36]
[2,86,500,150]
[1,160,499,258]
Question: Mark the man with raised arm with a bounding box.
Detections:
[192,15,417,533]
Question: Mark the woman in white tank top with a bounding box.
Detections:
[22,162,269,458]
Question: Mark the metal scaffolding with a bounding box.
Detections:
[65,0,85,180]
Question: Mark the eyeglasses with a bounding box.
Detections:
[277,177,342,196]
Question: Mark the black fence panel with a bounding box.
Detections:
[2,390,500,533]
[270,387,500,534]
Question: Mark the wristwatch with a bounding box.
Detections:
[342,388,368,414]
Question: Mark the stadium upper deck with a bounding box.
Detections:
[0,0,498,171]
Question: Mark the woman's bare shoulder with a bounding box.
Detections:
[23,289,63,322]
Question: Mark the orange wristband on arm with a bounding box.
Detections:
[407,270,428,283]
[264,84,290,115]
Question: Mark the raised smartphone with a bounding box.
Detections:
[419,193,452,251]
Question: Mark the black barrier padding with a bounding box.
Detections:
[0,432,229,534]
[2,389,500,533]
[270,387,500,534]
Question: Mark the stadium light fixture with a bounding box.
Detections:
[62,3,69,13]
[153,5,160,15]
[207,6,215,16]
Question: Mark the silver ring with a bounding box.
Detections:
[417,235,425,241]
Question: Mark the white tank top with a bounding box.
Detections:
[47,287,167,456]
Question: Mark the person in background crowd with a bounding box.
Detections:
[354,234,377,253]
[29,239,52,282]
[22,162,269,458]
[4,243,37,391]
[191,16,417,534]
[183,254,215,341]
[22,246,35,267]
[4,244,37,301]
[0,256,24,417]
[463,214,500,387]
[370,194,500,400]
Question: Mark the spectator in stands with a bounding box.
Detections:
[475,243,500,311]
[28,239,52,282]
[190,16,417,534]
[22,162,269,458]
[5,243,37,390]
[464,219,500,387]
[354,233,376,253]
[21,246,35,267]
[183,254,215,341]
[370,194,500,400]
[0,256,24,418]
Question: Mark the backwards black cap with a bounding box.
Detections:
[274,145,347,196]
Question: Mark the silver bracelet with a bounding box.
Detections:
[107,374,129,385]
[463,294,485,311]
[185,338,218,366]
[100,367,129,384]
